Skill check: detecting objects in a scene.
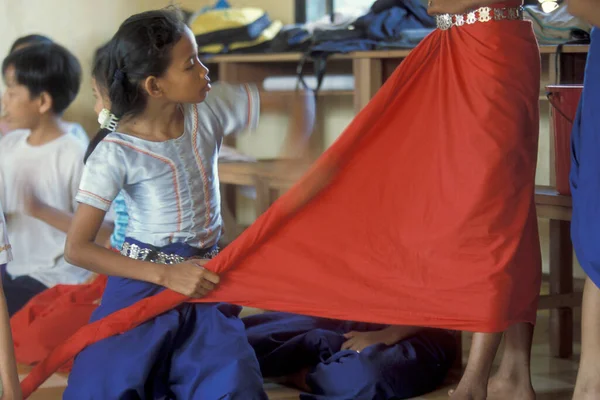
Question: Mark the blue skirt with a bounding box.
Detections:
[244,312,456,400]
[571,28,600,288]
[64,238,267,400]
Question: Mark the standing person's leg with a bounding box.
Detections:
[573,278,600,399]
[486,200,540,399]
[449,332,503,400]
[487,322,536,400]
[0,265,21,400]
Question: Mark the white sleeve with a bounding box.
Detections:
[69,151,85,213]
[0,204,11,265]
[0,136,7,208]
[75,140,126,211]
[203,83,260,138]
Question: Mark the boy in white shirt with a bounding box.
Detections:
[0,41,90,316]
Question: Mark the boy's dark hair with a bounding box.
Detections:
[9,34,53,54]
[85,7,186,163]
[2,43,82,115]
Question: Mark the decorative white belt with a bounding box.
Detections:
[435,6,524,30]
[120,242,220,265]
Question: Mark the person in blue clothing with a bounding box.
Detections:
[567,1,600,399]
[244,312,457,400]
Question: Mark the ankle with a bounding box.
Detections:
[494,363,531,380]
[575,377,600,394]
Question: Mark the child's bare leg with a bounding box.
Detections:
[449,332,502,400]
[573,278,600,400]
[487,322,535,400]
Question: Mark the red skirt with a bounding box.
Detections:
[21,5,542,396]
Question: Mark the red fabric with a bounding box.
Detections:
[10,276,107,371]
[21,11,542,397]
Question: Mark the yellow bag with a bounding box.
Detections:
[199,20,283,54]
[190,8,273,47]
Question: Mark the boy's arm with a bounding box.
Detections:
[26,144,114,247]
[341,326,425,352]
[260,90,316,160]
[567,0,600,27]
[0,280,22,400]
[24,192,114,246]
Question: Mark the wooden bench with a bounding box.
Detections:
[535,186,579,358]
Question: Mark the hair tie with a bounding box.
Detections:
[98,108,119,132]
[113,68,125,82]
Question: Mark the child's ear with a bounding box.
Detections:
[38,92,54,115]
[143,76,163,98]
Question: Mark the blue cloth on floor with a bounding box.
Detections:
[64,238,267,400]
[243,312,457,400]
[571,28,600,288]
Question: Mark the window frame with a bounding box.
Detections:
[295,0,335,23]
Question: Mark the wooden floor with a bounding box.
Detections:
[20,306,583,400]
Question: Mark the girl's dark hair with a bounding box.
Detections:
[84,7,186,163]
[91,42,110,95]
[9,34,53,54]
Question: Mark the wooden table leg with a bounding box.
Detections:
[453,332,463,370]
[254,177,272,216]
[220,183,241,245]
[549,219,574,358]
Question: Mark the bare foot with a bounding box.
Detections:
[487,374,535,400]
[448,386,486,400]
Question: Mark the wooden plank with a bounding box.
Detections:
[536,204,572,221]
[352,58,383,114]
[549,220,574,358]
[534,186,572,207]
[204,45,588,64]
[254,177,273,216]
[538,292,583,310]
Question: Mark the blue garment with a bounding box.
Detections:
[1,264,47,316]
[243,312,456,400]
[64,239,267,400]
[355,0,436,41]
[109,193,129,250]
[571,28,600,287]
[309,0,434,55]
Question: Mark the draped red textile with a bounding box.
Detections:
[10,276,107,372]
[20,9,542,397]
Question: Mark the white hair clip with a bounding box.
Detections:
[98,108,119,132]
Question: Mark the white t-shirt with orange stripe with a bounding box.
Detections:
[76,83,260,249]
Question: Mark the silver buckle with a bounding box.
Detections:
[436,14,453,30]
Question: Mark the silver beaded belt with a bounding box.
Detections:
[120,242,220,265]
[435,6,523,30]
